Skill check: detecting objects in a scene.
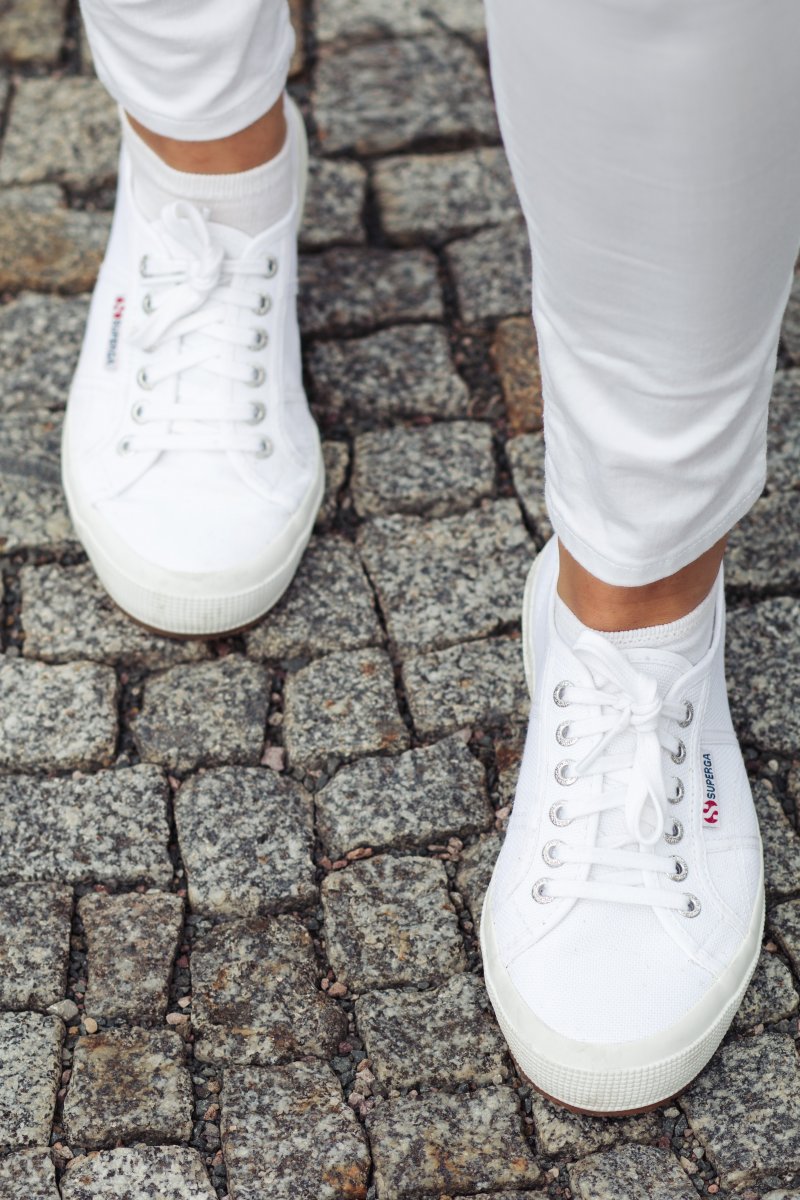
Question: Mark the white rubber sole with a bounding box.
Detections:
[479,550,765,1114]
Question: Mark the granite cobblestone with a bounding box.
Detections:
[0,5,793,1197]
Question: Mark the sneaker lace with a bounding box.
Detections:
[539,630,698,915]
[123,200,276,457]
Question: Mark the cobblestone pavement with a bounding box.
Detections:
[2,4,800,1200]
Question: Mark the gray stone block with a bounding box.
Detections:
[374,148,519,245]
[456,832,503,923]
[321,854,465,992]
[507,431,552,540]
[245,537,380,661]
[680,1032,800,1189]
[0,292,88,413]
[191,915,347,1066]
[0,658,117,772]
[0,409,74,552]
[21,561,209,667]
[299,247,442,335]
[308,324,468,423]
[0,186,110,293]
[366,1087,541,1198]
[78,891,184,1023]
[0,0,68,64]
[733,948,799,1032]
[355,972,506,1088]
[0,78,118,190]
[132,656,270,772]
[221,1060,370,1200]
[300,158,366,249]
[753,780,800,897]
[63,1027,193,1148]
[0,882,72,1009]
[313,36,497,156]
[316,734,492,858]
[531,1092,660,1158]
[726,492,800,591]
[569,1144,696,1200]
[283,647,409,769]
[316,440,349,527]
[446,219,532,325]
[358,501,532,656]
[726,599,800,754]
[402,635,529,738]
[0,766,172,887]
[61,1146,216,1200]
[316,0,485,44]
[174,767,316,916]
[0,1011,63,1153]
[0,1149,59,1200]
[351,420,494,518]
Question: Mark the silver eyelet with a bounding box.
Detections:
[139,255,150,277]
[254,293,271,316]
[553,681,572,707]
[549,802,572,828]
[669,776,684,804]
[556,720,577,747]
[542,840,565,868]
[247,365,266,387]
[256,437,274,458]
[678,700,694,728]
[681,893,702,918]
[554,760,577,787]
[142,293,154,314]
[670,857,689,882]
[250,328,268,350]
[247,402,266,425]
[117,437,133,455]
[136,367,154,391]
[664,819,683,845]
[670,740,686,765]
[531,878,554,904]
[264,256,278,278]
[131,403,147,424]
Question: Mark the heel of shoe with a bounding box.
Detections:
[285,93,309,233]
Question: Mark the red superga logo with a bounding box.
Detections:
[702,752,719,825]
[105,296,126,369]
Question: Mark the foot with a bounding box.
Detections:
[480,536,764,1114]
[62,99,323,637]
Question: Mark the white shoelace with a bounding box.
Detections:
[123,201,277,457]
[538,630,699,915]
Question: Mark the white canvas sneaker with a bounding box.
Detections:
[62,100,323,637]
[480,536,764,1114]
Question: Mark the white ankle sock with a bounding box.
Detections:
[555,578,718,665]
[120,101,295,236]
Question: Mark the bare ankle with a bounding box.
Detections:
[126,94,287,174]
[556,536,727,631]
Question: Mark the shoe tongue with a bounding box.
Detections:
[619,646,692,701]
[206,218,252,258]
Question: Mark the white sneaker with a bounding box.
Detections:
[62,101,323,637]
[480,536,764,1114]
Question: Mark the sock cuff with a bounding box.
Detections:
[121,104,293,200]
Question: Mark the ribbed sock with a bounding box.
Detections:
[555,579,717,665]
[120,100,295,236]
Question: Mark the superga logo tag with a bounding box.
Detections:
[702,751,719,825]
[105,295,126,369]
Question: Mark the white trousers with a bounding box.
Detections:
[80,0,800,585]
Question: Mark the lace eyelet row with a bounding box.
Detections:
[530,876,701,916]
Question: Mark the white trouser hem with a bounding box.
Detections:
[95,52,292,141]
[546,471,767,588]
